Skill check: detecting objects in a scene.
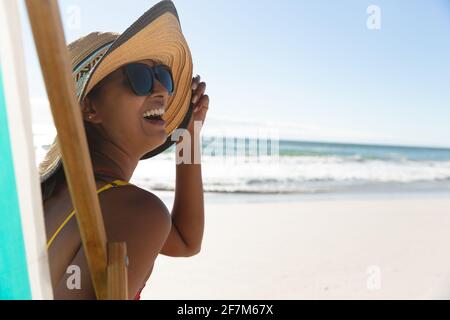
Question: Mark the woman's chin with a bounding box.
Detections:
[143,135,168,154]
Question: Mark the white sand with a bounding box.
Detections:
[141,197,450,299]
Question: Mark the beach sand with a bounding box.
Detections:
[141,197,450,299]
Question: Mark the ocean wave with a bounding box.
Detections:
[129,154,450,194]
[33,135,450,194]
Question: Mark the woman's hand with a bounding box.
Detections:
[187,75,209,134]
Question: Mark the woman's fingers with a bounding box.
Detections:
[192,81,206,105]
[194,94,209,113]
[191,75,201,90]
[197,82,206,95]
[190,75,209,122]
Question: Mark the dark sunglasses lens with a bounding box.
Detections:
[155,66,174,95]
[125,64,153,96]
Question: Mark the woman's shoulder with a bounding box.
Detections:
[45,177,171,235]
[98,181,171,230]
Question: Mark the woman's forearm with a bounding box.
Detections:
[166,74,209,256]
[170,134,205,253]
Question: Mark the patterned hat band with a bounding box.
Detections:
[73,42,113,101]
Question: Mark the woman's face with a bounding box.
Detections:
[83,59,170,158]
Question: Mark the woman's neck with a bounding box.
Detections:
[89,144,138,182]
[85,125,140,182]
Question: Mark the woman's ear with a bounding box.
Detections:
[81,96,101,123]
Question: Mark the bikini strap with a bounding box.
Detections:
[46,179,131,250]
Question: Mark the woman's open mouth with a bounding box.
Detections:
[143,108,166,126]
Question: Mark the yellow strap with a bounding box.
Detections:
[46,179,131,250]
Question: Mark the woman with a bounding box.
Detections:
[39,1,208,299]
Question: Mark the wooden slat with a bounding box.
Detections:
[107,242,128,300]
[25,0,108,300]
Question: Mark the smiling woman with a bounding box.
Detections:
[38,0,209,300]
[81,60,172,170]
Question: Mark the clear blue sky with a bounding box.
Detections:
[20,0,450,148]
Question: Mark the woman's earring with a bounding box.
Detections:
[88,114,93,120]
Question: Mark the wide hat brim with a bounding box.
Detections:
[39,0,193,184]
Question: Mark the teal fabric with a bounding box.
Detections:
[0,65,32,299]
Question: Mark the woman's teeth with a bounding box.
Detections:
[143,108,165,118]
[143,108,166,126]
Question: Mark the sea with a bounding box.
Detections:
[33,126,450,202]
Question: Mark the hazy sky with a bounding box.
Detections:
[20,0,450,148]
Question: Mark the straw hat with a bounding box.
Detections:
[39,0,193,183]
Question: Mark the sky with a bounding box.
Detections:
[19,0,450,148]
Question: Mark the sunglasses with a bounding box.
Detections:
[123,63,175,96]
